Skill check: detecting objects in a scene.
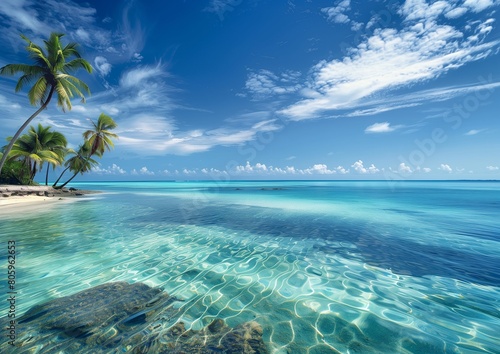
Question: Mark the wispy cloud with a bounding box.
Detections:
[486,165,499,171]
[465,129,483,136]
[204,0,242,20]
[280,1,500,120]
[116,119,282,156]
[365,122,400,134]
[0,0,146,67]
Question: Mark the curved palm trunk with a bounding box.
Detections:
[45,163,50,185]
[56,153,95,189]
[52,166,70,187]
[30,161,37,181]
[0,86,54,177]
[56,170,79,189]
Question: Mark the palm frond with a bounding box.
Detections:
[27,77,50,106]
[63,58,93,74]
[55,80,72,111]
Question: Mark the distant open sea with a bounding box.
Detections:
[1,180,499,353]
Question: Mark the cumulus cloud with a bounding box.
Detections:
[131,167,155,175]
[92,164,126,175]
[439,164,453,173]
[351,160,379,174]
[322,0,351,24]
[231,162,349,176]
[336,166,349,174]
[398,163,413,174]
[305,164,336,174]
[486,165,499,171]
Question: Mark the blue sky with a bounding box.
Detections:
[0,0,499,181]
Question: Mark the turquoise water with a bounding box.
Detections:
[1,180,499,353]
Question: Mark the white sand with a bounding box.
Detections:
[0,185,86,217]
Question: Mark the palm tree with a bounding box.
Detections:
[83,113,118,157]
[36,126,68,185]
[53,143,99,189]
[54,113,118,189]
[4,127,62,183]
[0,32,92,177]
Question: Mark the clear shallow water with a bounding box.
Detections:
[1,180,499,353]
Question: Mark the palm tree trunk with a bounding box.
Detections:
[45,163,49,185]
[56,152,95,189]
[57,170,79,189]
[0,86,54,177]
[52,166,70,187]
[31,161,37,181]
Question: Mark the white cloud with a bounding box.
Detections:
[120,64,165,88]
[286,156,296,161]
[422,167,432,173]
[245,69,302,99]
[336,166,349,174]
[486,165,499,171]
[351,160,379,174]
[439,164,453,173]
[445,7,468,18]
[0,94,22,110]
[204,0,241,20]
[132,52,144,62]
[463,0,496,12]
[75,27,91,44]
[117,118,281,156]
[92,164,126,175]
[232,162,346,176]
[71,105,87,113]
[305,164,336,174]
[132,167,155,175]
[399,163,413,174]
[0,0,51,35]
[280,2,500,120]
[365,122,399,133]
[399,0,452,21]
[322,0,351,24]
[94,56,112,76]
[465,129,482,135]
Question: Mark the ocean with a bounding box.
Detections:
[1,180,499,353]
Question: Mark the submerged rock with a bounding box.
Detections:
[18,281,167,337]
[2,281,268,353]
[138,319,267,353]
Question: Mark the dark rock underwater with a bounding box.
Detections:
[2,281,268,353]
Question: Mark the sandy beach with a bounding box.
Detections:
[0,185,98,215]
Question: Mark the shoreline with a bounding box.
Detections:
[0,185,100,212]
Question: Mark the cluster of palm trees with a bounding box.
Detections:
[2,113,117,187]
[0,32,118,187]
